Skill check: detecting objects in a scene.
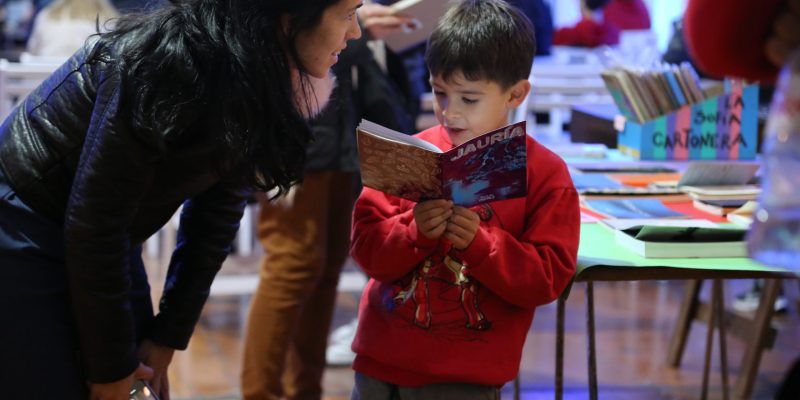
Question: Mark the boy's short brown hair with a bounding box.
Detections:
[425,0,536,89]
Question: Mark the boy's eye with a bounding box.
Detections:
[434,91,446,97]
[463,97,478,104]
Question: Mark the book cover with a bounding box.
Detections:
[356,120,528,207]
[570,173,624,192]
[615,224,747,258]
[676,161,760,187]
[383,0,449,53]
[692,198,749,216]
[584,198,685,219]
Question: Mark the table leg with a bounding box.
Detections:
[733,279,781,399]
[714,280,730,400]
[667,280,703,367]
[513,376,520,400]
[586,281,598,400]
[556,292,566,400]
[701,280,717,400]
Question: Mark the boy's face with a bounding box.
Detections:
[430,71,530,146]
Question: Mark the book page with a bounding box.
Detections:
[677,161,759,187]
[440,121,528,206]
[358,120,441,152]
[357,123,443,202]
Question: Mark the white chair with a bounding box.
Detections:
[0,59,60,121]
[526,48,614,140]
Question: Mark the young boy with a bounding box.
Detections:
[349,0,580,398]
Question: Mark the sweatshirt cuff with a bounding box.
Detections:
[459,227,492,267]
[148,314,194,350]
[407,219,439,250]
[86,348,139,384]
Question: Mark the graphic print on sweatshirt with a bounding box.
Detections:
[384,204,498,336]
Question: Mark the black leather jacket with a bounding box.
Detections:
[0,44,250,382]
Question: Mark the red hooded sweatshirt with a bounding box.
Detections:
[349,124,580,386]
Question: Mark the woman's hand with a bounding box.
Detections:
[89,363,153,400]
[137,339,176,400]
[358,3,416,40]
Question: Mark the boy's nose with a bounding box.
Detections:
[441,103,460,119]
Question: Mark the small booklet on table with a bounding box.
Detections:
[356,119,528,207]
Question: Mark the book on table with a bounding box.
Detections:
[680,185,761,201]
[726,200,758,227]
[601,218,747,258]
[676,161,760,187]
[356,119,528,207]
[692,198,749,216]
[584,198,685,219]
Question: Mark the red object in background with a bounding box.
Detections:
[683,0,782,82]
[554,18,620,47]
[604,0,651,30]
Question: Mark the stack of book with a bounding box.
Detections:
[600,62,705,123]
[600,218,748,258]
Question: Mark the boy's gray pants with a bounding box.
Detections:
[351,372,501,400]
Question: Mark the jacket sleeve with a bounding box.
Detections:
[458,186,580,310]
[63,77,163,383]
[350,187,440,282]
[149,175,248,349]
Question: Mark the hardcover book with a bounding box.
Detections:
[356,120,528,207]
[615,224,747,258]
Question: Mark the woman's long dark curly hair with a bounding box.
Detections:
[89,0,342,196]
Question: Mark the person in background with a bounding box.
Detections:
[110,0,153,13]
[553,0,619,48]
[26,0,119,58]
[602,0,649,31]
[348,0,579,397]
[508,0,554,56]
[684,0,796,82]
[240,3,416,399]
[685,1,800,398]
[683,0,794,313]
[0,0,364,399]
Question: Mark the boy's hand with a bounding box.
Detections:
[445,206,480,250]
[413,199,453,240]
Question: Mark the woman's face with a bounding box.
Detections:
[293,0,363,78]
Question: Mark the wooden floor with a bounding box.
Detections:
[148,255,800,400]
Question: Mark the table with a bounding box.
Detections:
[555,223,795,400]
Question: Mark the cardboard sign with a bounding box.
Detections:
[617,83,758,160]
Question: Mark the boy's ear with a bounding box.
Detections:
[507,79,531,109]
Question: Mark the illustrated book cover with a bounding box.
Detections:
[356,119,528,207]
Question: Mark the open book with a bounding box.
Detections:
[356,120,528,207]
[383,0,449,53]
